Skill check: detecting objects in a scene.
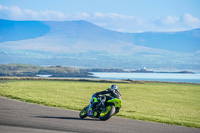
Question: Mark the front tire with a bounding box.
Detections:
[99,105,115,121]
[79,106,88,119]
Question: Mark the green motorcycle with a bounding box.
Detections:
[79,94,122,121]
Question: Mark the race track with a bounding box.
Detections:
[0,97,199,133]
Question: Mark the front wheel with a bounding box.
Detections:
[99,105,115,121]
[79,106,88,119]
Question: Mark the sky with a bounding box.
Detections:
[0,0,200,33]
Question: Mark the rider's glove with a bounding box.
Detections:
[94,93,99,97]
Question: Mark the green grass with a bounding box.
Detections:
[0,80,200,128]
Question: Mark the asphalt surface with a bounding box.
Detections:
[0,97,199,133]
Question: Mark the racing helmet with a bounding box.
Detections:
[111,84,118,90]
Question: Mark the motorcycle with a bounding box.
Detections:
[79,94,122,121]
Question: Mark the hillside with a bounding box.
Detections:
[0,64,94,77]
[0,19,50,43]
[1,19,199,53]
[0,19,200,70]
[133,29,200,52]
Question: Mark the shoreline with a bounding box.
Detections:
[0,76,200,85]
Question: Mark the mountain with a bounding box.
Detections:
[133,29,200,53]
[0,19,50,43]
[0,19,200,70]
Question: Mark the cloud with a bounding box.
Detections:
[154,14,200,32]
[65,12,200,32]
[181,13,200,27]
[93,12,135,20]
[0,4,66,21]
[0,4,200,33]
[160,16,179,25]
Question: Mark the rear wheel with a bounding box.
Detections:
[79,106,88,119]
[99,105,115,121]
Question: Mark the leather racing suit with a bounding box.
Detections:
[95,88,121,113]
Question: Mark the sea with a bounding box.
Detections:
[91,72,200,83]
[37,72,200,84]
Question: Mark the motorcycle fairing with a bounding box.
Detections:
[107,98,122,107]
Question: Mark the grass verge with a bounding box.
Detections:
[0,79,199,128]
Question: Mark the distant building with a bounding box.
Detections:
[131,67,154,73]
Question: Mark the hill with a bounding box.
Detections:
[0,19,200,70]
[0,64,94,77]
[133,29,200,52]
[0,20,50,43]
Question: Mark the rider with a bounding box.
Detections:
[94,84,121,113]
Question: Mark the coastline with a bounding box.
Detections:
[0,76,200,85]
